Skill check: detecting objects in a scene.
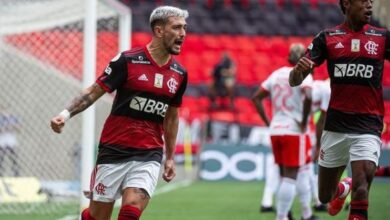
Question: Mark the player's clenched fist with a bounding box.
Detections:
[294,57,314,74]
[50,109,70,133]
[50,116,66,133]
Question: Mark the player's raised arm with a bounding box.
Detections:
[50,83,106,133]
[289,57,314,87]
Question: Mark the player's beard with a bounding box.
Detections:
[163,39,180,55]
[168,47,179,55]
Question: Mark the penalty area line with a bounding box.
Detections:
[154,179,193,196]
[55,214,78,220]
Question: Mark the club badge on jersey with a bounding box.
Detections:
[167,78,178,93]
[364,41,378,55]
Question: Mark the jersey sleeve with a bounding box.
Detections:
[96,53,128,93]
[305,31,327,66]
[385,31,390,61]
[170,73,188,107]
[260,72,274,92]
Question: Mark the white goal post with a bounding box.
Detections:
[0,0,131,216]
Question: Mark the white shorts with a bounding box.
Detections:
[90,161,161,202]
[318,131,381,168]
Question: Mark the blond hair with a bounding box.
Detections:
[149,6,189,30]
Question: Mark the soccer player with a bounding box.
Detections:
[310,79,330,211]
[50,6,188,220]
[252,43,319,220]
[289,0,389,219]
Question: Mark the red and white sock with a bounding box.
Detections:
[375,166,390,177]
[118,205,142,220]
[81,208,96,220]
[348,200,368,220]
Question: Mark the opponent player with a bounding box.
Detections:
[50,6,188,220]
[310,79,330,211]
[252,43,318,220]
[289,0,389,219]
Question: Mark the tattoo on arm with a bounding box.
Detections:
[66,84,103,117]
[134,188,150,200]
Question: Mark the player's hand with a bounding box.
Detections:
[50,115,66,133]
[294,57,315,75]
[163,159,176,182]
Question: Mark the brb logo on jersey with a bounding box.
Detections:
[129,96,168,117]
[334,64,373,78]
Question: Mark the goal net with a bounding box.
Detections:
[0,0,123,216]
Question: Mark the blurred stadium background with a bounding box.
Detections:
[1,0,390,220]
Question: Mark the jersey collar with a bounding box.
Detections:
[143,46,173,70]
[340,22,369,34]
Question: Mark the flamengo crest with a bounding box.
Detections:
[364,41,378,55]
[167,78,178,93]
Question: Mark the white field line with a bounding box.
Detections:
[55,215,78,220]
[154,179,193,196]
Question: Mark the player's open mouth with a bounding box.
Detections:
[365,11,372,19]
[174,39,183,46]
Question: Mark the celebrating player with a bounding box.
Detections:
[289,0,389,219]
[50,6,188,220]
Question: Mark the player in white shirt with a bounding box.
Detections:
[252,43,318,220]
[311,79,330,163]
[309,79,330,211]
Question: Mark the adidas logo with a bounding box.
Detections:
[335,42,344,49]
[138,74,148,81]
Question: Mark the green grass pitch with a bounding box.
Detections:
[0,180,388,220]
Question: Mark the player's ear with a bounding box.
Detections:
[343,0,350,10]
[154,25,164,38]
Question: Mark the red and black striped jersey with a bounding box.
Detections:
[95,46,187,164]
[306,23,390,136]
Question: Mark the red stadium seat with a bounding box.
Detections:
[6,32,390,98]
[132,32,151,47]
[209,111,236,123]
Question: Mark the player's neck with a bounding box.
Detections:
[344,18,365,32]
[146,41,171,67]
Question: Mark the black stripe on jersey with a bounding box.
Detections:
[96,143,163,164]
[170,61,186,75]
[364,28,386,37]
[124,48,152,65]
[328,57,383,88]
[111,89,171,123]
[325,108,383,136]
